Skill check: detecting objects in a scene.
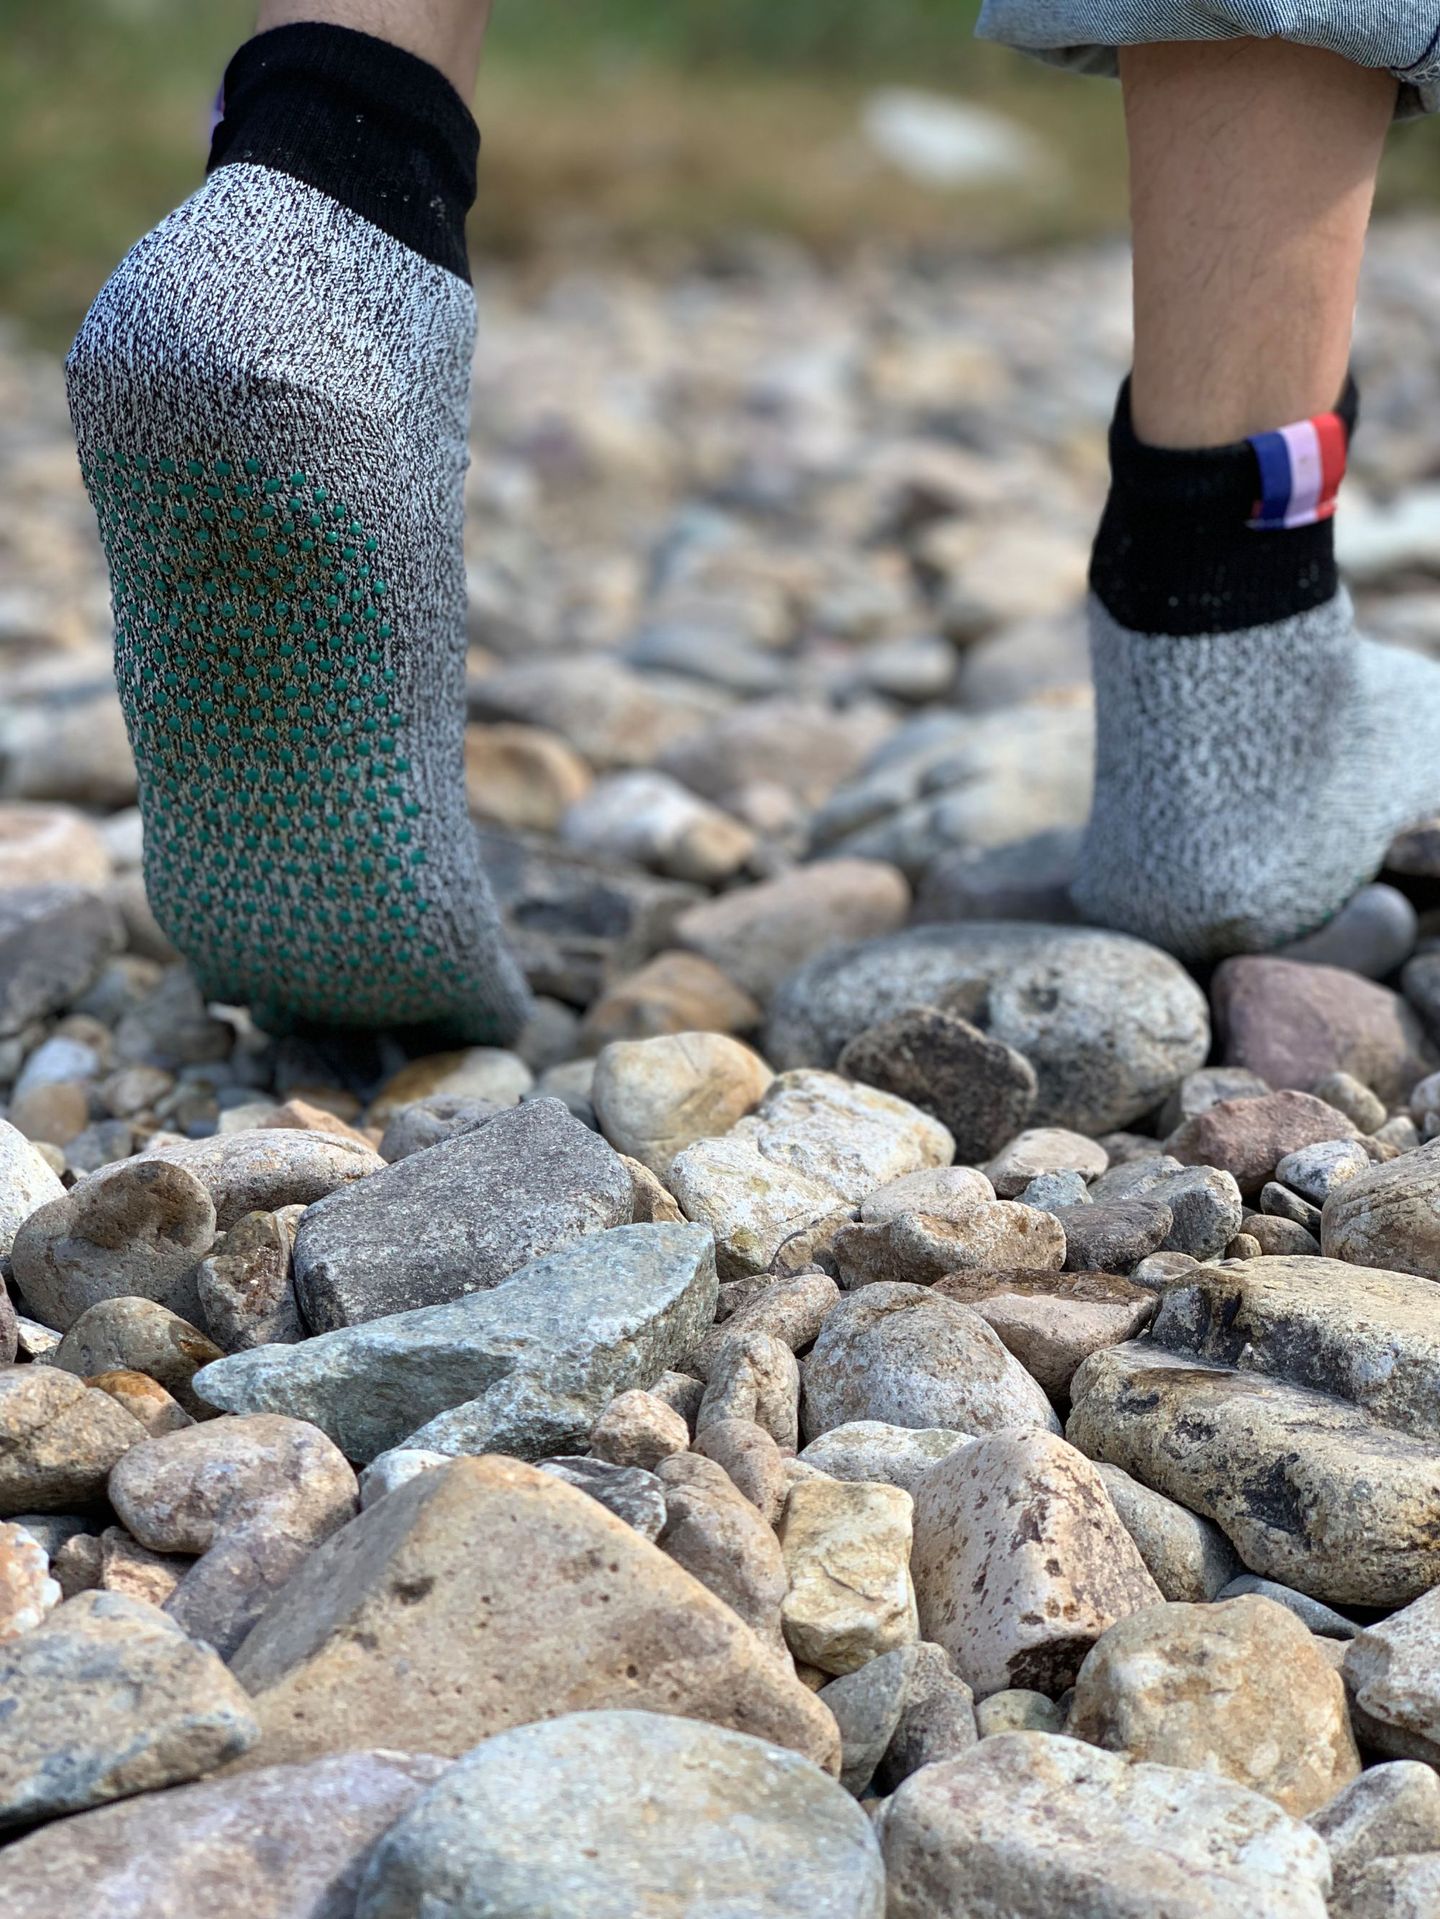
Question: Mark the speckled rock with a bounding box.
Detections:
[1344,1582,1440,1767]
[802,1283,1059,1441]
[832,1204,1066,1289]
[911,1430,1162,1698]
[0,1590,258,1829]
[230,1457,840,1771]
[728,1067,954,1206]
[1309,1762,1440,1901]
[0,1750,452,1919]
[765,924,1209,1136]
[880,1733,1331,1919]
[797,1420,973,1495]
[50,1296,223,1418]
[353,1712,882,1919]
[666,1132,851,1278]
[590,1031,773,1175]
[139,1128,382,1230]
[0,1366,146,1514]
[837,1007,1037,1162]
[195,1207,305,1352]
[860,1166,997,1222]
[1323,1137,1440,1281]
[589,1387,691,1469]
[1069,1596,1358,1815]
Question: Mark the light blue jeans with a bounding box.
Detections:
[976,1,1440,114]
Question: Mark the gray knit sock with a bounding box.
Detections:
[66,160,532,1040]
[1075,589,1440,960]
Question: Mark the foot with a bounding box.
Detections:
[1075,589,1440,960]
[66,34,531,1041]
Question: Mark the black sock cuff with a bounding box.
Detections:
[207,22,478,281]
[1089,376,1358,636]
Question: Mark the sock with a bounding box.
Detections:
[65,24,532,1041]
[1076,378,1440,960]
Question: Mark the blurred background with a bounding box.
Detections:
[6,0,1440,347]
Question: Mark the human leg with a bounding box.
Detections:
[65,6,532,1038]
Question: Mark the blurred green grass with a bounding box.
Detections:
[3,0,1438,345]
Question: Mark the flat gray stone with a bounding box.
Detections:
[354,1710,884,1919]
[764,923,1209,1135]
[535,1455,668,1539]
[1,1750,450,1919]
[293,1098,633,1328]
[194,1223,719,1464]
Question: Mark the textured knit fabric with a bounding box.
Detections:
[1090,379,1356,637]
[1075,590,1440,958]
[66,160,533,1040]
[976,1,1440,117]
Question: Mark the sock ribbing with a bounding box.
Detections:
[207,23,479,281]
[1089,377,1358,638]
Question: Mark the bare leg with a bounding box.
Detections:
[256,0,493,98]
[1122,39,1394,447]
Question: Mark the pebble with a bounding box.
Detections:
[231,1457,838,1770]
[779,1476,919,1675]
[366,1046,534,1121]
[859,1164,997,1221]
[698,1328,801,1448]
[1165,1089,1361,1197]
[357,1448,449,1508]
[729,1067,954,1205]
[375,1092,503,1161]
[578,948,762,1047]
[1093,1461,1236,1601]
[2,1751,452,1919]
[674,858,910,1005]
[1273,1136,1373,1204]
[0,1590,258,1828]
[0,1367,146,1514]
[87,1370,192,1437]
[10,1156,216,1331]
[292,1097,632,1328]
[880,1732,1330,1918]
[0,1520,61,1638]
[1322,1136,1440,1279]
[195,1205,306,1351]
[353,1712,882,1919]
[198,1221,718,1464]
[1311,1068,1388,1134]
[687,1268,838,1378]
[1214,955,1435,1108]
[1053,1197,1174,1269]
[797,1420,973,1496]
[874,1640,979,1790]
[50,1295,222,1417]
[139,1126,383,1230]
[0,1114,64,1257]
[837,1007,1037,1161]
[108,1414,359,1659]
[910,1429,1162,1697]
[0,804,112,891]
[561,768,757,883]
[801,1283,1060,1441]
[1310,1763,1440,1901]
[819,1644,916,1793]
[833,1202,1066,1288]
[1345,1582,1440,1766]
[588,1387,691,1469]
[1217,1572,1360,1640]
[985,1126,1108,1197]
[590,1030,773,1174]
[1067,1595,1359,1815]
[655,1450,788,1652]
[765,923,1209,1136]
[666,1131,851,1278]
[464,718,592,831]
[693,1416,789,1523]
[932,1268,1156,1396]
[975,1688,1065,1737]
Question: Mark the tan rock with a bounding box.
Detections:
[1323,1137,1440,1281]
[1067,1596,1359,1816]
[732,1068,954,1206]
[975,1689,1065,1738]
[985,1128,1107,1198]
[834,1205,1066,1289]
[619,1153,687,1223]
[694,1416,789,1525]
[860,1165,997,1222]
[911,1429,1162,1698]
[589,1388,691,1470]
[1310,1762,1440,1899]
[667,1132,852,1279]
[258,1098,376,1149]
[97,1526,189,1608]
[139,1128,384,1229]
[880,1733,1332,1919]
[656,1451,789,1658]
[1340,1854,1440,1918]
[798,1420,973,1496]
[0,803,112,890]
[698,1330,800,1449]
[779,1477,918,1676]
[1345,1582,1440,1766]
[591,1032,773,1175]
[932,1268,1155,1395]
[51,1296,223,1418]
[86,1369,192,1436]
[230,1456,839,1772]
[580,951,762,1049]
[367,1049,532,1123]
[0,1367,146,1515]
[688,1269,839,1379]
[0,1520,60,1638]
[9,1079,90,1146]
[464,720,592,832]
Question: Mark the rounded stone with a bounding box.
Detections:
[355,1710,885,1919]
[591,1031,774,1175]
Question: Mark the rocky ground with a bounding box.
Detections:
[8,225,1440,1915]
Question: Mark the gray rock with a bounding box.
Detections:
[1068,1342,1440,1607]
[873,1640,979,1790]
[1309,1763,1440,1898]
[1335,1851,1440,1917]
[765,923,1209,1135]
[986,1126,1107,1197]
[801,1283,1059,1442]
[110,966,233,1070]
[836,1007,1037,1162]
[1157,1065,1273,1137]
[1260,1181,1323,1233]
[820,1645,915,1794]
[656,1450,788,1653]
[195,1223,719,1464]
[10,1158,217,1331]
[0,886,123,1037]
[1090,1157,1243,1261]
[536,1455,667,1540]
[1216,1573,1359,1640]
[376,1093,505,1162]
[293,1099,632,1328]
[798,1420,973,1495]
[139,1128,382,1233]
[1016,1169,1091,1213]
[913,828,1080,925]
[1054,1198,1172,1271]
[1322,1138,1440,1280]
[1094,1462,1236,1602]
[0,1116,65,1259]
[0,1590,258,1829]
[354,1710,884,1919]
[0,1750,451,1919]
[1274,1138,1373,1205]
[1345,1583,1440,1767]
[195,1207,306,1352]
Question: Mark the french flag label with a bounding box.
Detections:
[1247,411,1348,530]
